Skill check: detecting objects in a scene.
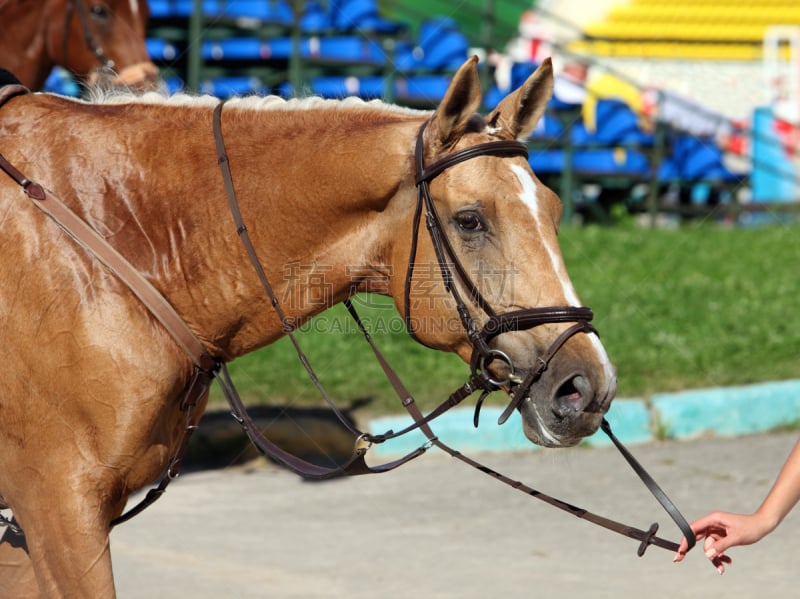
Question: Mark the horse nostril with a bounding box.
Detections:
[552,375,592,418]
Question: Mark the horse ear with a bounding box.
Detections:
[427,55,483,149]
[487,57,554,141]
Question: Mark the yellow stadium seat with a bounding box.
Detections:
[578,0,800,60]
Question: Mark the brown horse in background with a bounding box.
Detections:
[0,56,616,596]
[0,0,158,91]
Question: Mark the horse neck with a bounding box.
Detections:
[0,2,55,89]
[150,101,424,359]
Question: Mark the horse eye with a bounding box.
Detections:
[455,212,486,232]
[90,4,111,21]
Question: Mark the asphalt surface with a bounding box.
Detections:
[107,430,800,598]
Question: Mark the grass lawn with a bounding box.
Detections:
[209,221,800,415]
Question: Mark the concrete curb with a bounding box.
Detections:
[368,379,800,457]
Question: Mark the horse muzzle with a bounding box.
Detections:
[86,61,160,92]
[516,363,617,447]
[477,314,617,448]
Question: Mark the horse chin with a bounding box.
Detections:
[517,392,606,449]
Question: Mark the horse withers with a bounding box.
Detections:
[0,56,616,596]
[0,0,158,92]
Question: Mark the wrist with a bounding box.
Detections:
[753,507,781,536]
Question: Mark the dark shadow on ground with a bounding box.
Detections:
[185,400,371,472]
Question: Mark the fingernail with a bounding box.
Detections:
[705,548,717,559]
[717,565,724,575]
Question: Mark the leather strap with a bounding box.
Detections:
[111,366,215,526]
[0,84,30,110]
[345,297,694,556]
[494,321,598,426]
[212,100,435,478]
[0,149,219,527]
[600,419,695,553]
[0,153,216,371]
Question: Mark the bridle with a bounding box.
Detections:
[62,0,116,76]
[408,121,598,427]
[0,90,697,559]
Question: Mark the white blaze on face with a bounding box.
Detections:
[510,164,615,380]
[130,0,140,16]
[510,164,579,305]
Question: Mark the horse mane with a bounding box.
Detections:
[86,85,429,117]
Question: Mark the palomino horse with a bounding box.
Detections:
[0,0,158,91]
[0,56,616,596]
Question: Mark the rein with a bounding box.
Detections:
[0,88,695,558]
[209,101,695,556]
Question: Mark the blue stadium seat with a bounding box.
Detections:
[656,157,681,182]
[202,37,307,61]
[311,36,386,64]
[571,100,654,146]
[149,0,192,18]
[310,75,384,99]
[396,75,451,104]
[300,0,332,33]
[329,0,405,33]
[146,38,180,61]
[151,0,293,23]
[529,150,565,174]
[594,99,654,145]
[672,135,740,181]
[203,38,263,60]
[484,62,541,109]
[163,77,185,94]
[395,17,468,72]
[529,148,650,176]
[43,68,80,97]
[529,113,565,140]
[199,76,266,97]
[573,148,650,175]
[202,0,293,23]
[308,74,448,104]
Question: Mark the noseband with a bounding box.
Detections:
[408,122,597,426]
[63,0,116,75]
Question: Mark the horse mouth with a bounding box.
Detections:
[506,370,614,448]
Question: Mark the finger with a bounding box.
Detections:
[673,537,690,562]
[712,554,732,575]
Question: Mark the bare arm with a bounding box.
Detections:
[674,439,800,574]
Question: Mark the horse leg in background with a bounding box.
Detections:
[0,541,39,598]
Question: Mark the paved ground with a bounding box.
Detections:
[111,431,799,599]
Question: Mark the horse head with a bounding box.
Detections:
[389,57,617,447]
[50,0,158,91]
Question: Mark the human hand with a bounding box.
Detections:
[673,511,773,574]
